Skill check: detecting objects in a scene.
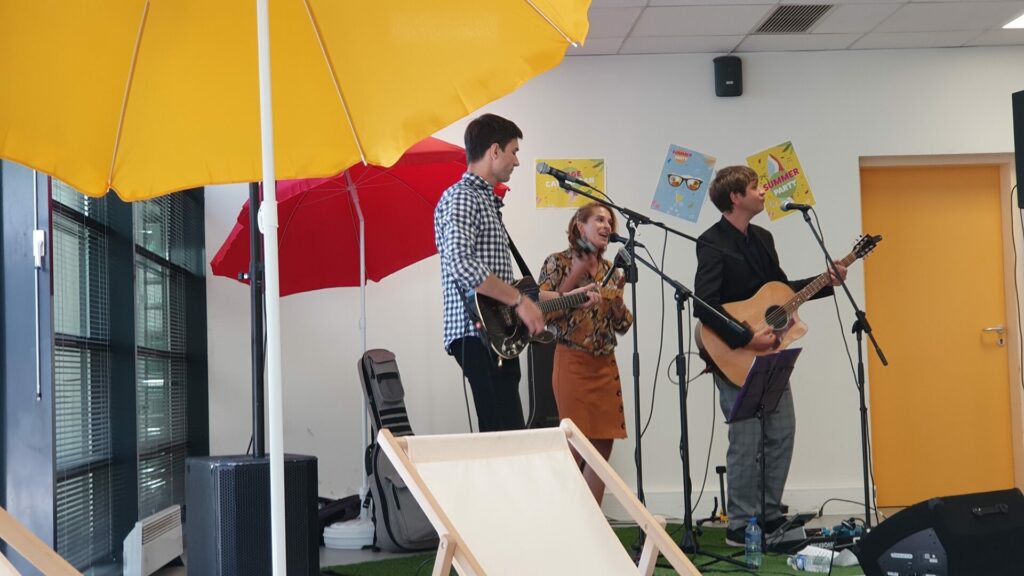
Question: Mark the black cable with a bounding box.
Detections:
[460,341,474,433]
[413,554,435,576]
[816,497,884,520]
[811,207,882,525]
[640,233,669,438]
[1012,185,1023,397]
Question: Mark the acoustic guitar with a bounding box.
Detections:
[695,234,882,387]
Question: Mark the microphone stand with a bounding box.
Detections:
[630,252,750,570]
[794,208,887,529]
[551,178,746,561]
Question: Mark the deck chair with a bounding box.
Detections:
[376,419,702,576]
[0,506,79,575]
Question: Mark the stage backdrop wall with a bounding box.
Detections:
[205,46,1024,520]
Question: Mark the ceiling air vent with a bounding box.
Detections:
[755,4,833,34]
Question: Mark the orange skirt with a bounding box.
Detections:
[552,344,626,440]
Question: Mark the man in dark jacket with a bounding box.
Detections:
[694,165,845,545]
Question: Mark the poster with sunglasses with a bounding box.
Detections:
[746,141,815,221]
[535,159,606,208]
[650,145,716,222]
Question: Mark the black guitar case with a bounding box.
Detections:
[358,349,438,552]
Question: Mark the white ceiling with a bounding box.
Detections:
[569,0,1024,55]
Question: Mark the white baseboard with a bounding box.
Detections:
[603,484,871,523]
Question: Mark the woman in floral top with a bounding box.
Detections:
[538,202,633,504]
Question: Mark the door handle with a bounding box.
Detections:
[982,325,1006,346]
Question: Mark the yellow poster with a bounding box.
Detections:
[746,141,815,220]
[535,159,606,208]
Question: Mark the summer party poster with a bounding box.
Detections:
[746,141,815,221]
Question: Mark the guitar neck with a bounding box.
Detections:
[537,291,588,314]
[782,250,858,314]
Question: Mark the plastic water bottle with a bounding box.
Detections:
[787,552,832,573]
[744,516,763,568]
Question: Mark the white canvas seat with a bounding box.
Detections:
[377,419,701,576]
[0,506,79,575]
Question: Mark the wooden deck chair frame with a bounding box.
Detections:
[0,506,79,575]
[377,418,702,576]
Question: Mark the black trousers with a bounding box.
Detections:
[448,336,525,432]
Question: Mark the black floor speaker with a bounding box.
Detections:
[185,454,319,576]
[854,488,1024,576]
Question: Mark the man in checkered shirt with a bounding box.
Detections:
[434,114,595,432]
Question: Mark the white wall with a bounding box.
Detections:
[205,46,1024,520]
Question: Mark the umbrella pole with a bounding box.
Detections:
[256,1,287,574]
[346,179,371,520]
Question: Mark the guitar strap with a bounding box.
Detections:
[501,223,540,299]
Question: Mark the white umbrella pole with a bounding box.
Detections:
[256,0,287,574]
[346,176,371,520]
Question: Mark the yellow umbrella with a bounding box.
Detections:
[0,1,589,573]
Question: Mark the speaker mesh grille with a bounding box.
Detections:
[755,4,833,34]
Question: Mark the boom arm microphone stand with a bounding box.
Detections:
[631,252,749,570]
[794,207,887,529]
[546,175,744,566]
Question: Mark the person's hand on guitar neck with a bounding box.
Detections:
[566,282,601,309]
[827,261,848,286]
[745,326,778,352]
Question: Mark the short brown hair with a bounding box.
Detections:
[709,165,757,213]
[568,202,616,257]
[464,114,523,164]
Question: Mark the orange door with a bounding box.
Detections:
[861,164,1014,507]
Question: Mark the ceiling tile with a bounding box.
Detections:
[631,5,775,36]
[963,28,1024,44]
[851,30,980,48]
[588,7,644,38]
[875,2,1024,32]
[737,33,861,51]
[566,37,627,55]
[813,3,903,33]
[619,35,744,53]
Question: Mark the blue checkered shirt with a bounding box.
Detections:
[434,172,515,350]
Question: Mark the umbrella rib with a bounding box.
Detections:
[302,0,366,165]
[523,0,579,46]
[107,0,151,191]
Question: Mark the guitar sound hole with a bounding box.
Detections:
[765,305,788,330]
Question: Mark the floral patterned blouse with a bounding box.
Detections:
[538,249,633,356]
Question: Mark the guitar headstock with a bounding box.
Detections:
[853,234,883,259]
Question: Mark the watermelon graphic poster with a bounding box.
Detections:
[746,141,815,221]
[650,145,716,222]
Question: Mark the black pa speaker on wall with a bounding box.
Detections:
[1013,90,1024,208]
[713,55,742,97]
[185,454,319,576]
[853,488,1024,576]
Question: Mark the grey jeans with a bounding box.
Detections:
[715,373,795,531]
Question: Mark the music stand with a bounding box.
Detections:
[727,348,802,548]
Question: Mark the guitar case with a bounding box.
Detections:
[358,349,438,552]
[526,340,559,429]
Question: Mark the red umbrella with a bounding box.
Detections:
[210,137,510,295]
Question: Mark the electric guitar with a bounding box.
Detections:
[695,234,882,387]
[469,278,612,359]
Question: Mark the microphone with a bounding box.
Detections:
[780,199,813,212]
[602,247,632,288]
[608,232,645,248]
[537,162,591,188]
